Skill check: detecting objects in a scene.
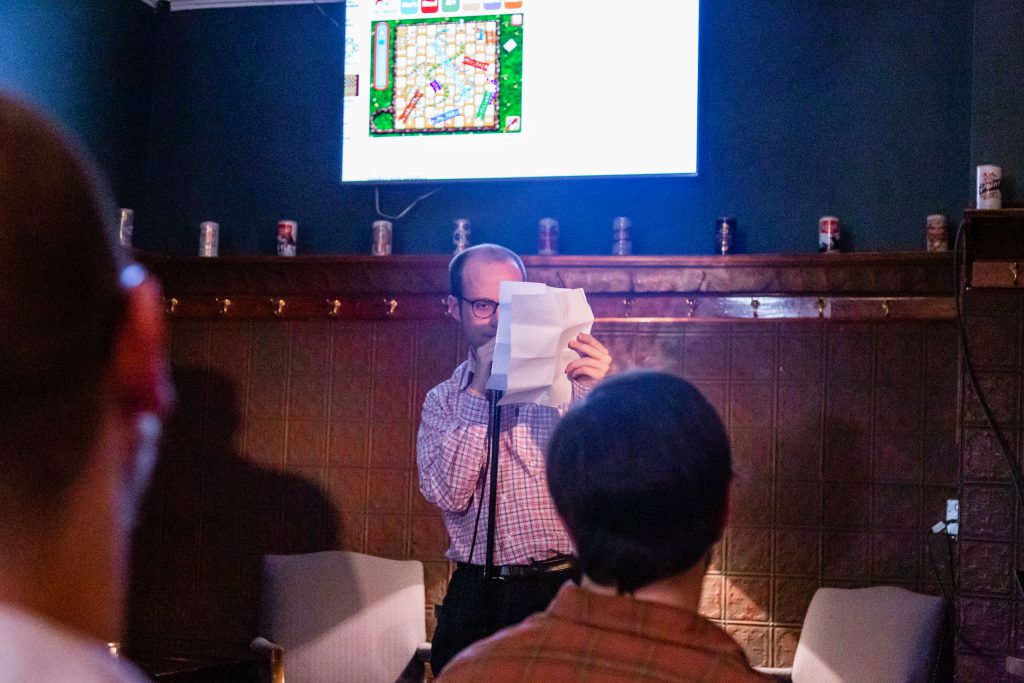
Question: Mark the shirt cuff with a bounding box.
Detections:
[457,389,491,424]
[571,379,593,403]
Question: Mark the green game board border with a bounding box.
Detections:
[368,13,523,137]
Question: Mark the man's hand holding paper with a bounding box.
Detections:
[565,332,612,388]
[485,281,610,406]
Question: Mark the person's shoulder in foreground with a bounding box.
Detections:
[441,583,769,683]
[0,605,150,683]
[439,371,771,682]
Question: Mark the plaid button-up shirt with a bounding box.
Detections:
[417,354,586,565]
[441,584,772,682]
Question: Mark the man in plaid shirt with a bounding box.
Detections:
[441,372,771,682]
[417,244,612,674]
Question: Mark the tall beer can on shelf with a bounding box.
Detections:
[277,220,298,256]
[538,217,559,255]
[118,208,134,248]
[715,217,735,255]
[977,165,1002,209]
[199,221,219,257]
[372,220,393,255]
[926,214,948,252]
[818,216,840,253]
[453,218,471,253]
[611,216,632,255]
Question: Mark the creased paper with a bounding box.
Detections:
[486,281,594,406]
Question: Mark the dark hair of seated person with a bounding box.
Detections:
[545,371,732,594]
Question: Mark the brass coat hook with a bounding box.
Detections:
[384,298,398,316]
[164,297,179,315]
[623,298,635,318]
[272,298,287,317]
[216,297,232,316]
[327,299,342,317]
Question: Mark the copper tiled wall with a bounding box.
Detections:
[958,289,1023,682]
[126,316,959,668]
[599,320,958,667]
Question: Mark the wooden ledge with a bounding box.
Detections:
[139,251,953,298]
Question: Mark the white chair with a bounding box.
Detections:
[251,551,431,683]
[758,586,946,683]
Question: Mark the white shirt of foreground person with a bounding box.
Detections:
[0,605,149,682]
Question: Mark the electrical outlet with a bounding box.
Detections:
[945,499,959,536]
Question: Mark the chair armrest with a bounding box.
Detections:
[250,637,285,683]
[754,666,793,682]
[416,642,432,663]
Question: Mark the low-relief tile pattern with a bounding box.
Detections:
[126,316,963,668]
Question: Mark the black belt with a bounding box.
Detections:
[459,554,577,578]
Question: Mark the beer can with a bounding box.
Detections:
[453,218,471,253]
[277,220,298,256]
[538,217,559,255]
[977,165,1002,209]
[118,208,134,248]
[715,217,735,255]
[818,216,840,253]
[372,220,393,256]
[611,216,632,256]
[926,214,948,252]
[199,221,219,257]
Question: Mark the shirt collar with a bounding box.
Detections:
[458,351,476,391]
[547,583,750,658]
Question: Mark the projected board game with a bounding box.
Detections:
[369,15,523,136]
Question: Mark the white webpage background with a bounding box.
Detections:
[342,0,699,182]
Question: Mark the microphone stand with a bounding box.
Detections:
[483,388,502,632]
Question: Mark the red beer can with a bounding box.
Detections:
[818,216,840,253]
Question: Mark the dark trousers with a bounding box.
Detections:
[430,563,579,676]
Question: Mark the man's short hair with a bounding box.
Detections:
[546,371,732,593]
[449,244,527,299]
[0,94,127,525]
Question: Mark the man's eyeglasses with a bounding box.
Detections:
[461,297,499,319]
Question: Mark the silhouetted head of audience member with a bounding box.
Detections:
[546,370,732,593]
[0,93,173,646]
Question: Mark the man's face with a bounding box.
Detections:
[447,255,523,351]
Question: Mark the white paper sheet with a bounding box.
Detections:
[485,281,594,406]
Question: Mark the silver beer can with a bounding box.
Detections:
[199,221,219,257]
[538,217,559,255]
[372,220,393,256]
[715,216,735,255]
[453,218,471,253]
[611,216,632,256]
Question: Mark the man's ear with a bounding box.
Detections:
[446,294,462,322]
[111,276,174,417]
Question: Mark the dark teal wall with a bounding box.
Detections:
[972,0,1024,203]
[1,2,982,256]
[0,0,156,207]
[135,1,974,256]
